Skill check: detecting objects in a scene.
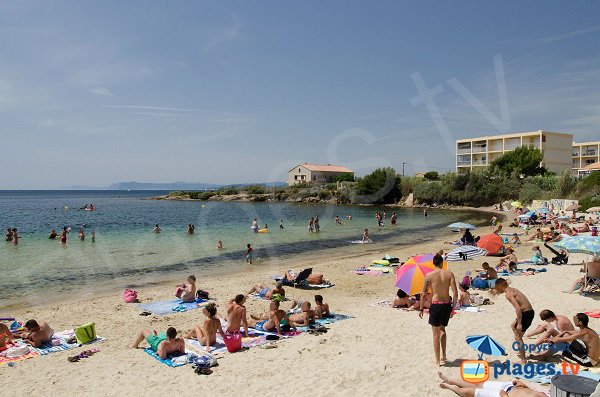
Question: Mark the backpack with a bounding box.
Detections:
[472,277,489,289]
[123,289,138,303]
[196,290,209,300]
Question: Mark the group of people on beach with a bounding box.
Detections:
[127,275,331,358]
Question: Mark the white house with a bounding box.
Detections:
[287,163,354,186]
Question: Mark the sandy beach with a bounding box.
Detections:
[1,222,598,397]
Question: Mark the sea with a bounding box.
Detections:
[0,190,489,308]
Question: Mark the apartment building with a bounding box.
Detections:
[572,141,600,171]
[455,130,573,174]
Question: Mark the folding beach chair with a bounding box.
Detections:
[582,261,600,295]
[276,268,313,287]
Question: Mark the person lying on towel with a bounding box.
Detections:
[129,327,185,359]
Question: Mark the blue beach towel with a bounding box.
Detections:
[143,348,188,367]
[138,299,209,316]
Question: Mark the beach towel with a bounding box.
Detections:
[185,332,271,356]
[0,342,41,364]
[143,348,189,367]
[248,293,289,302]
[137,299,210,315]
[585,311,600,319]
[352,269,385,276]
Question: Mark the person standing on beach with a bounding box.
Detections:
[493,278,534,364]
[252,218,259,233]
[419,253,458,367]
[244,244,254,264]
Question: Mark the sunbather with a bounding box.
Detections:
[497,248,517,271]
[530,313,599,367]
[525,309,574,347]
[288,301,316,327]
[438,372,547,397]
[227,294,250,338]
[564,257,599,293]
[129,327,185,359]
[0,323,15,350]
[313,294,330,318]
[248,301,297,335]
[20,319,54,348]
[175,275,197,303]
[248,281,285,299]
[457,283,471,308]
[184,303,225,352]
[393,289,411,308]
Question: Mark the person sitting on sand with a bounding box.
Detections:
[248,281,285,300]
[20,320,54,348]
[0,323,15,350]
[497,248,517,271]
[227,294,250,338]
[492,278,534,364]
[48,229,58,239]
[477,262,498,281]
[248,301,297,335]
[362,228,371,243]
[530,313,599,367]
[288,301,316,327]
[526,228,543,242]
[510,234,521,245]
[516,246,545,265]
[493,224,503,235]
[408,293,431,311]
[525,309,574,347]
[564,257,600,293]
[175,275,197,303]
[129,327,184,359]
[461,229,476,245]
[393,289,411,308]
[457,283,471,308]
[184,303,225,352]
[438,372,547,397]
[313,294,330,318]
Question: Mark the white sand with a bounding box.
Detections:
[1,224,598,397]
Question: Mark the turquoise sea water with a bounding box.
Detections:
[0,191,489,307]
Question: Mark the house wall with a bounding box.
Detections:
[287,166,313,185]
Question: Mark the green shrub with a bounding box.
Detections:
[246,185,266,194]
[336,173,355,182]
[354,167,401,204]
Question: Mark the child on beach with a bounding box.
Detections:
[175,275,197,303]
[244,244,254,264]
[492,278,534,364]
[457,283,471,308]
[362,229,371,243]
[185,303,225,352]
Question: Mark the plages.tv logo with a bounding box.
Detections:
[461,360,580,383]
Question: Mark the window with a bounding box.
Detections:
[294,175,298,180]
[298,168,301,173]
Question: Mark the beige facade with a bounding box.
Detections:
[287,163,354,186]
[572,141,600,171]
[456,130,573,174]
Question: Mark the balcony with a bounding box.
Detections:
[582,150,597,157]
[457,148,472,154]
[573,152,580,157]
[472,145,487,153]
[504,144,520,151]
[457,161,472,166]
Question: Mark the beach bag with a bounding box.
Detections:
[223,331,242,353]
[196,290,209,300]
[74,322,97,344]
[472,277,488,289]
[123,289,138,303]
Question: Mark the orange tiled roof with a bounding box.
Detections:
[292,163,354,173]
[583,162,600,170]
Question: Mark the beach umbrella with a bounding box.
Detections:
[511,201,522,208]
[447,222,477,230]
[466,335,506,359]
[586,207,600,213]
[446,246,489,261]
[565,204,581,212]
[554,236,600,256]
[476,234,504,255]
[395,254,447,295]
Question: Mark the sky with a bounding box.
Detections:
[1,1,600,188]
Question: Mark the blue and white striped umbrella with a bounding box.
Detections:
[466,335,506,359]
[446,246,488,262]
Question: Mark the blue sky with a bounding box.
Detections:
[1,1,600,188]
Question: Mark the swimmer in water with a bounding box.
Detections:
[11,228,18,245]
[48,229,58,239]
[153,224,161,234]
[60,227,68,244]
[216,240,223,249]
[79,228,85,241]
[91,231,96,242]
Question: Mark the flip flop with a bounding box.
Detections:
[139,311,152,316]
[67,356,80,362]
[194,367,213,375]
